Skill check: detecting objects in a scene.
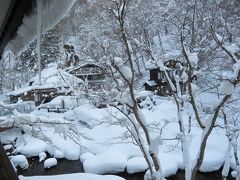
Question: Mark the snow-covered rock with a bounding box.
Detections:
[39,152,47,162]
[4,144,13,150]
[44,158,57,169]
[126,157,148,174]
[54,149,64,159]
[80,152,94,163]
[11,155,29,170]
[83,152,127,174]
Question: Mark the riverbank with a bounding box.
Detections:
[17,157,235,180]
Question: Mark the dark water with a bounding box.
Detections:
[18,157,235,180]
[167,169,235,180]
[17,157,84,176]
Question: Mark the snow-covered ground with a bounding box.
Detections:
[0,95,236,178]
[19,173,125,180]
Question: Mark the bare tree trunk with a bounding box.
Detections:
[191,95,231,180]
[110,1,163,179]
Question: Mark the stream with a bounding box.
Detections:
[17,157,235,180]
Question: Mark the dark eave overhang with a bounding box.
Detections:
[0,0,34,58]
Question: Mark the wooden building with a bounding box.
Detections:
[8,63,83,106]
[8,86,71,106]
[144,60,185,96]
[68,63,106,91]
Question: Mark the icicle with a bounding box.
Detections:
[37,0,44,85]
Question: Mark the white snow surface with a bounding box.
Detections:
[220,80,234,95]
[1,95,236,177]
[14,131,80,160]
[64,106,99,128]
[19,173,125,180]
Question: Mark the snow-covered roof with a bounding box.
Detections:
[145,60,158,70]
[136,90,154,99]
[143,80,157,86]
[163,50,182,60]
[7,63,83,96]
[79,59,99,67]
[145,51,183,70]
[7,86,34,96]
[67,60,103,72]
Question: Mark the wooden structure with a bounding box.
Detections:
[8,64,83,106]
[9,88,34,104]
[68,63,106,91]
[0,143,19,180]
[8,86,71,106]
[144,60,185,96]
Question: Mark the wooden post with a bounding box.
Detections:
[0,143,19,180]
[61,99,65,109]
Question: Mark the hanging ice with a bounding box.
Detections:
[7,0,76,55]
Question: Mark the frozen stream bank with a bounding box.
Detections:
[17,157,235,180]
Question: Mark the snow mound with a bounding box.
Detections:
[80,152,94,162]
[200,148,225,172]
[15,132,81,160]
[82,144,141,174]
[83,152,127,174]
[11,155,29,170]
[44,158,57,169]
[64,107,99,128]
[40,96,77,110]
[39,152,47,162]
[54,149,64,159]
[126,157,148,174]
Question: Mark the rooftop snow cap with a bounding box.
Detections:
[7,0,76,56]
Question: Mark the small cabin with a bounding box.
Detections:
[8,87,35,104]
[8,86,71,106]
[68,63,106,91]
[8,63,83,106]
[144,60,185,96]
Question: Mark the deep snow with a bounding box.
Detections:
[0,95,237,178]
